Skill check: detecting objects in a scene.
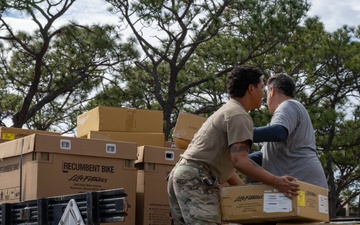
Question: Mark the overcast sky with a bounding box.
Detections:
[53,0,360,32]
[2,0,360,33]
[307,0,360,31]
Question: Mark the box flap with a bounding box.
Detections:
[0,138,24,159]
[172,112,206,140]
[76,107,101,137]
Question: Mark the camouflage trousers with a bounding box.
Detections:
[167,158,221,225]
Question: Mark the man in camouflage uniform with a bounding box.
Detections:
[167,65,300,225]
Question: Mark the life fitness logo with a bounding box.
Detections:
[62,162,115,183]
[234,195,263,202]
[306,190,317,197]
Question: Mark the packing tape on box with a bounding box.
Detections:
[126,109,136,131]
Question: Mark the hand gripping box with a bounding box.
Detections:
[0,134,138,225]
[172,112,207,149]
[135,145,185,225]
[220,181,329,224]
[76,106,163,137]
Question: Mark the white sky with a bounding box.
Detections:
[307,0,360,31]
[1,0,118,32]
[2,0,360,33]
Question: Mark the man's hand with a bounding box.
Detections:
[274,176,300,199]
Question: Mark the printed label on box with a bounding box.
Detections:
[298,190,305,206]
[2,133,15,140]
[319,194,329,214]
[263,193,291,213]
[148,203,171,225]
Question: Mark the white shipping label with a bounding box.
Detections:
[263,193,292,213]
[318,194,329,214]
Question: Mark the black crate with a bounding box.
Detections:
[0,188,128,225]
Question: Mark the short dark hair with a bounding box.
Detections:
[267,73,295,97]
[227,65,263,98]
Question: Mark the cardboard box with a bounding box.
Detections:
[172,112,207,149]
[0,138,9,143]
[0,134,138,225]
[135,146,185,225]
[76,106,163,137]
[164,141,175,148]
[0,126,60,140]
[86,130,165,147]
[220,181,329,224]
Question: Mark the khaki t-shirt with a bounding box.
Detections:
[181,99,253,184]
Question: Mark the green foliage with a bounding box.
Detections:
[290,24,360,217]
[0,1,138,133]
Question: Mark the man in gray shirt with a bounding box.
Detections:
[249,73,328,189]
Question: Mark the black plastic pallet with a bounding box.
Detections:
[0,188,128,225]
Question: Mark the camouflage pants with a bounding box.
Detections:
[167,158,221,225]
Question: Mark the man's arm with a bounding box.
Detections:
[229,141,299,198]
[253,124,288,143]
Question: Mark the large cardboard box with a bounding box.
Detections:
[0,138,9,143]
[220,181,329,224]
[135,145,185,225]
[86,130,165,147]
[0,134,138,225]
[172,112,207,149]
[0,126,60,140]
[76,106,163,137]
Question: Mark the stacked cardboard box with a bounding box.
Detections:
[0,126,60,140]
[76,106,165,147]
[220,181,329,224]
[135,145,184,225]
[0,133,138,225]
[0,139,9,144]
[86,130,165,147]
[172,112,207,149]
